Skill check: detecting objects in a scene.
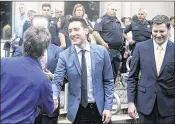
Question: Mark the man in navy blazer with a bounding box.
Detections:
[52,17,114,124]
[1,27,55,123]
[127,15,175,123]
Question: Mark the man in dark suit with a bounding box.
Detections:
[52,17,114,124]
[127,15,175,124]
[1,26,55,123]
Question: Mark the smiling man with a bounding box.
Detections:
[127,15,175,124]
[52,17,114,124]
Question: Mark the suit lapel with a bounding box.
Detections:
[158,41,172,76]
[70,46,81,75]
[148,40,157,77]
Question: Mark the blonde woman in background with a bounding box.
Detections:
[72,3,96,44]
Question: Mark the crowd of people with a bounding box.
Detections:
[1,2,175,124]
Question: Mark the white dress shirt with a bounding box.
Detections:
[75,43,95,103]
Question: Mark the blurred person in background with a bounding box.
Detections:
[123,8,152,53]
[93,3,124,83]
[72,3,93,33]
[11,3,27,52]
[72,3,96,44]
[2,24,12,40]
[120,17,132,73]
[23,10,36,35]
[91,15,99,28]
[55,7,71,49]
[55,7,64,28]
[41,3,61,47]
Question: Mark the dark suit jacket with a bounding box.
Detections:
[1,56,54,123]
[127,39,175,117]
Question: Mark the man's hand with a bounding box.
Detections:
[53,95,59,111]
[44,69,54,80]
[128,102,137,120]
[102,110,112,124]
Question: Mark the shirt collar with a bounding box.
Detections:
[153,39,168,51]
[75,43,90,54]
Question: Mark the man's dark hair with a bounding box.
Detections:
[152,15,170,28]
[23,26,51,59]
[42,3,51,9]
[121,17,126,23]
[121,17,132,23]
[68,16,88,28]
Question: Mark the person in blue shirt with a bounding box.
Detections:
[0,26,56,123]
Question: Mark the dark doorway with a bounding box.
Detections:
[64,1,100,21]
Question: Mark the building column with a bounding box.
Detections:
[121,2,131,18]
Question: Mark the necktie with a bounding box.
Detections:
[81,50,88,108]
[156,46,163,75]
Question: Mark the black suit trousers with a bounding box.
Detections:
[73,103,111,124]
